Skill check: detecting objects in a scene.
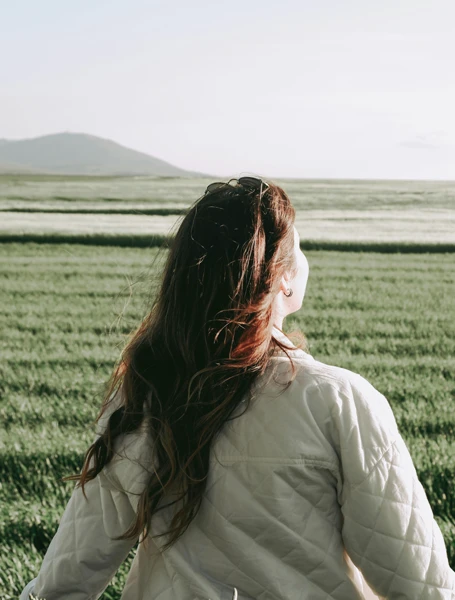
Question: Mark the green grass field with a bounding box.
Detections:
[1,175,455,598]
[1,240,455,599]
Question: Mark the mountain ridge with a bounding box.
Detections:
[0,132,207,176]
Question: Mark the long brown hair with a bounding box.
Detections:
[63,178,309,552]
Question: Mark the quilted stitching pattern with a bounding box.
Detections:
[26,473,139,600]
[341,435,455,598]
[20,327,455,599]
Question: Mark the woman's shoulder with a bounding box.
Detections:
[274,356,402,487]
[305,359,401,475]
[269,353,400,442]
[269,327,372,395]
[269,350,364,394]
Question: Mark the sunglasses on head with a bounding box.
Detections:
[205,176,270,196]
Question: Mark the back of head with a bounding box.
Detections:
[157,177,298,362]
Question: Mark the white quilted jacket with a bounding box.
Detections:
[20,326,455,599]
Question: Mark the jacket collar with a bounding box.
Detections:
[271,325,314,361]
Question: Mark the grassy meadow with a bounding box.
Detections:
[1,175,455,598]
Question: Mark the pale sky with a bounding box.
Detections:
[2,0,455,179]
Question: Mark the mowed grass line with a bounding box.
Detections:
[1,242,455,598]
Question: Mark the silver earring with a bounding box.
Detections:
[284,288,293,297]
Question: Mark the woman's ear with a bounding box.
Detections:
[280,273,291,293]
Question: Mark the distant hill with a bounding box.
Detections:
[0,132,206,176]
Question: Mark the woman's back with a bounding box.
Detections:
[24,327,455,599]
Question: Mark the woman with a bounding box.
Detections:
[20,177,454,599]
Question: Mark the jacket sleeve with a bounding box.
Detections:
[19,388,151,600]
[330,373,455,599]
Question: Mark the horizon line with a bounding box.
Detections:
[1,173,454,184]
